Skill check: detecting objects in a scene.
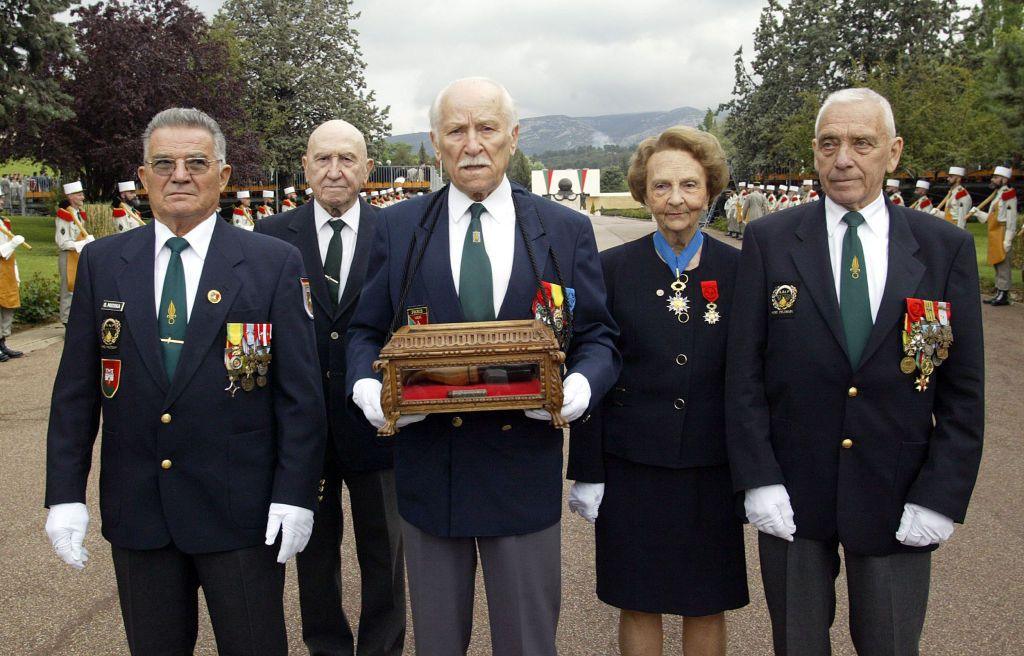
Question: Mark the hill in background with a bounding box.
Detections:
[388,106,705,157]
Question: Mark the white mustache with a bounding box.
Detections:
[458,156,491,168]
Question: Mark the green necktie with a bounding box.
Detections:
[323,219,344,309]
[459,202,495,322]
[840,212,872,366]
[159,236,189,381]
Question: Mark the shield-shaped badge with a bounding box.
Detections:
[101,359,121,398]
[300,277,314,319]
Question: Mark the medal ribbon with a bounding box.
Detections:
[700,280,719,303]
[653,230,705,279]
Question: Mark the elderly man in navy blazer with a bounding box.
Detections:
[346,77,619,656]
[44,108,325,656]
[257,120,406,656]
[727,88,984,655]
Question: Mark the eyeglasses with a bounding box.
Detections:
[146,157,221,176]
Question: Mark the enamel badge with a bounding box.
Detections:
[300,277,314,319]
[770,284,798,316]
[101,359,121,398]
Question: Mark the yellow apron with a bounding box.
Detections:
[0,254,19,308]
[66,238,87,292]
[987,201,1006,266]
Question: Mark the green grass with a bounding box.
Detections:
[5,215,60,282]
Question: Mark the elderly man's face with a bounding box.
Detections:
[813,101,903,211]
[430,82,519,201]
[302,121,373,216]
[139,126,230,227]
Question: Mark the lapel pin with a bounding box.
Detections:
[207,289,222,304]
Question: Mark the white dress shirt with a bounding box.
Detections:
[824,192,889,321]
[153,213,218,320]
[448,176,516,317]
[313,199,360,301]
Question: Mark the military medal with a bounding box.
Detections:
[224,322,244,397]
[207,289,222,304]
[700,280,720,325]
[652,230,704,326]
[532,281,573,350]
[900,298,953,392]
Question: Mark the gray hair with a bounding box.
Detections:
[815,88,896,138]
[142,107,227,162]
[429,77,519,136]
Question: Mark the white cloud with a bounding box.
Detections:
[192,0,762,134]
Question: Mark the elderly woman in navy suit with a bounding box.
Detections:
[568,126,748,655]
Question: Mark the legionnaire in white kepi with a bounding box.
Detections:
[886,178,905,206]
[974,165,1017,306]
[112,181,145,232]
[55,180,95,325]
[909,180,933,212]
[232,190,255,230]
[933,166,972,229]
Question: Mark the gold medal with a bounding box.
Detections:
[241,375,255,392]
[900,356,916,374]
[914,374,930,392]
[256,375,268,388]
[937,346,949,360]
[920,358,934,376]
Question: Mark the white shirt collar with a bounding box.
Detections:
[153,213,218,261]
[825,191,888,240]
[448,176,514,224]
[314,198,360,233]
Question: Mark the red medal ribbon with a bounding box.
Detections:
[905,298,925,322]
[700,280,719,303]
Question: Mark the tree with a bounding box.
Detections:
[417,142,429,165]
[508,149,532,187]
[5,0,259,196]
[980,1,1024,164]
[0,1,77,156]
[215,0,390,173]
[601,165,627,193]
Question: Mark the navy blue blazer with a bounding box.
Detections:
[45,218,326,554]
[568,233,739,482]
[346,183,620,538]
[256,198,391,472]
[725,198,984,556]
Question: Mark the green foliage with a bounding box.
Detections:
[375,142,417,167]
[709,217,730,233]
[536,144,633,171]
[601,165,628,193]
[601,207,651,220]
[215,0,390,172]
[0,0,78,154]
[417,142,429,165]
[14,273,59,324]
[508,150,532,187]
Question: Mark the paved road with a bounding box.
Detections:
[1,214,1020,654]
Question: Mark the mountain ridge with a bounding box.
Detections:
[387,106,706,156]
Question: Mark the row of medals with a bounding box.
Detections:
[225,343,271,396]
[900,315,952,392]
[659,273,720,324]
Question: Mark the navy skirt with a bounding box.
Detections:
[595,455,749,616]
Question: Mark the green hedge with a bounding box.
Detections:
[14,274,60,324]
[600,207,652,220]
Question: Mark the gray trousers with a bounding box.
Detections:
[1,306,13,337]
[401,519,561,656]
[758,533,931,656]
[995,250,1012,291]
[58,250,72,324]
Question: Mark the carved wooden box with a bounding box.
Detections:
[373,319,566,436]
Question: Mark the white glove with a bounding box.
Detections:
[744,484,796,541]
[352,378,425,429]
[265,503,315,563]
[895,503,955,547]
[1004,239,1013,252]
[72,237,94,253]
[568,482,604,523]
[974,210,988,223]
[525,372,591,423]
[45,502,90,570]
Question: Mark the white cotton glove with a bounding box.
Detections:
[568,482,605,523]
[974,209,988,223]
[744,484,797,542]
[45,502,90,570]
[265,503,315,563]
[1004,238,1013,252]
[895,503,955,547]
[352,378,425,429]
[525,372,591,423]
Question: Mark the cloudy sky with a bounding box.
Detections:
[192,0,763,134]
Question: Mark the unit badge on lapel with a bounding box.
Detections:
[101,359,121,398]
[101,318,122,350]
[300,277,314,319]
[406,305,429,326]
[770,284,798,316]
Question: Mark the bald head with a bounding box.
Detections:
[429,77,518,136]
[303,119,373,216]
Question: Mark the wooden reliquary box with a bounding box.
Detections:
[373,319,566,436]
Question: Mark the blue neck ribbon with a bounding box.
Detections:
[652,229,704,279]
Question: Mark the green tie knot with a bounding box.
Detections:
[165,236,189,255]
[470,202,486,222]
[842,211,865,229]
[328,218,344,234]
